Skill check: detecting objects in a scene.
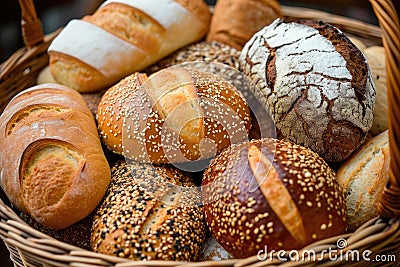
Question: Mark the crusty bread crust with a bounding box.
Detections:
[337,130,390,231]
[0,84,110,229]
[207,0,282,50]
[97,68,252,164]
[48,0,211,93]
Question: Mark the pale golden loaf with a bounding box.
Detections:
[337,130,390,231]
[363,46,387,136]
[0,84,110,229]
[48,0,211,93]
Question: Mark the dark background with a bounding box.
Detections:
[0,0,398,266]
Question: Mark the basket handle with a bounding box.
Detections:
[369,0,400,219]
[19,0,44,49]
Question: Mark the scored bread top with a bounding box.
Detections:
[0,84,110,229]
[97,68,251,164]
[48,0,211,92]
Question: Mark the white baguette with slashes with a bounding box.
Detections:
[48,0,211,93]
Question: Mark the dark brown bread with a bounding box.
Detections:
[240,19,375,162]
[202,138,347,258]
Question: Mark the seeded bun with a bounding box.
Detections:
[202,138,347,258]
[144,41,241,75]
[337,130,389,231]
[91,160,206,261]
[240,19,375,162]
[97,68,251,164]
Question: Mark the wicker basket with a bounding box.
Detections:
[0,0,399,266]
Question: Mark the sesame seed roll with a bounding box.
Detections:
[91,160,206,261]
[202,138,347,258]
[97,68,251,164]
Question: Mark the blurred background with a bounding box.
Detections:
[0,0,392,63]
[0,0,398,266]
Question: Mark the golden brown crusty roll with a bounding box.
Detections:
[91,160,206,261]
[202,138,347,258]
[206,0,282,50]
[337,130,389,231]
[97,67,252,164]
[0,84,110,229]
[48,0,211,93]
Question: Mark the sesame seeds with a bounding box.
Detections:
[97,68,251,164]
[202,138,347,258]
[91,161,205,261]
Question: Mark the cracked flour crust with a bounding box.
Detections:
[239,19,375,162]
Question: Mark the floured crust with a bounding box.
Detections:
[48,0,211,92]
[83,2,165,54]
[240,19,375,162]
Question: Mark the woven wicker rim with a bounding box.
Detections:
[0,0,399,266]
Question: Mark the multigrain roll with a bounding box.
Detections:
[0,84,110,229]
[240,19,376,162]
[144,41,241,75]
[48,0,211,92]
[202,138,347,258]
[91,160,206,261]
[97,68,252,164]
[337,130,390,231]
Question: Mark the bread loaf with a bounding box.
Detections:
[144,41,241,75]
[0,84,110,229]
[337,130,389,231]
[48,0,211,93]
[240,19,376,162]
[91,160,205,261]
[97,67,252,164]
[202,138,347,258]
[206,0,282,50]
[363,46,387,136]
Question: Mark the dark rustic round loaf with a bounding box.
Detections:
[202,138,347,258]
[239,19,376,162]
[91,160,206,261]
